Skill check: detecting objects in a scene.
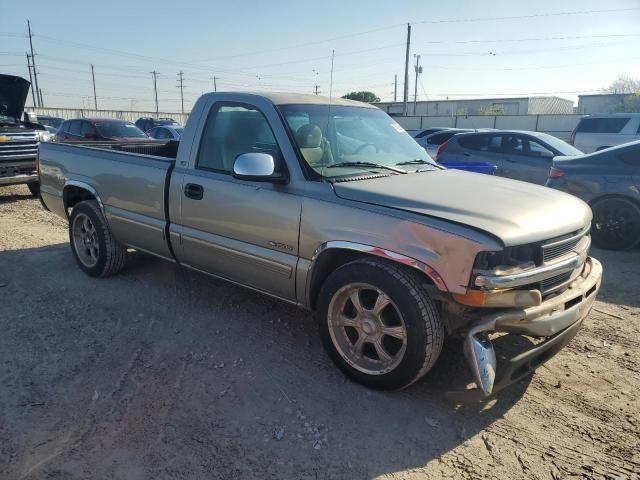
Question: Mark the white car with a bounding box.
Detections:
[570,113,640,153]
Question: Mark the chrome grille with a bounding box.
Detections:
[0,132,39,160]
[540,271,572,294]
[542,228,589,263]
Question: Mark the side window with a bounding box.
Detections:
[501,135,525,154]
[459,134,491,151]
[68,120,82,137]
[196,104,281,173]
[80,121,96,137]
[618,149,640,166]
[577,117,630,134]
[528,139,554,159]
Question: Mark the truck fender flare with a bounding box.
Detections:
[306,241,447,307]
[63,180,105,218]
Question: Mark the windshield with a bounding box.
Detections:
[0,114,17,124]
[94,121,146,138]
[278,104,436,178]
[537,133,583,156]
[38,117,64,129]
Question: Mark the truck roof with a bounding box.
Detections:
[204,91,377,109]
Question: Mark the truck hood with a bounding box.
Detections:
[332,169,591,246]
[0,75,30,121]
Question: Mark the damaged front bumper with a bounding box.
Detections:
[463,256,602,396]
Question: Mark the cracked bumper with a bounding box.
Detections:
[464,256,602,396]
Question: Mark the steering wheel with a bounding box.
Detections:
[354,143,379,154]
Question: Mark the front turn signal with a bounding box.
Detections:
[453,289,541,308]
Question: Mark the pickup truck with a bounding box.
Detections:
[0,74,49,195]
[39,92,602,396]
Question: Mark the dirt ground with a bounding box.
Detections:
[1,183,639,480]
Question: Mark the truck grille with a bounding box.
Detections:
[541,271,573,293]
[0,132,39,161]
[542,229,588,263]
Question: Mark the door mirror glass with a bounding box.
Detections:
[233,153,280,182]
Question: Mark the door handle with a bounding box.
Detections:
[463,152,471,157]
[184,183,204,200]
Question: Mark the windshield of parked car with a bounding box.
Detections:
[38,117,64,129]
[537,133,583,155]
[278,104,437,178]
[94,121,147,138]
[0,114,17,124]
[173,127,184,136]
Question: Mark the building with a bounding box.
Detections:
[576,93,629,114]
[375,96,574,116]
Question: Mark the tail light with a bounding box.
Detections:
[549,166,565,178]
[568,127,577,145]
[436,139,451,161]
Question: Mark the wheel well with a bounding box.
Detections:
[589,194,640,210]
[64,186,96,217]
[307,248,435,310]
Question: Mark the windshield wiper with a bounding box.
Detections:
[325,162,406,174]
[396,159,443,167]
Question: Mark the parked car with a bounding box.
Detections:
[35,114,65,134]
[146,125,183,140]
[55,118,150,142]
[412,127,449,140]
[570,113,640,153]
[547,140,640,250]
[0,74,46,195]
[135,117,179,133]
[437,130,583,185]
[419,128,487,157]
[39,92,601,397]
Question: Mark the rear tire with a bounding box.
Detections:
[69,200,126,276]
[27,182,40,196]
[317,258,444,390]
[591,197,640,250]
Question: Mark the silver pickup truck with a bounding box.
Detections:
[39,92,602,396]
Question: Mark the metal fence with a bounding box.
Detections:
[30,107,190,125]
[393,114,584,141]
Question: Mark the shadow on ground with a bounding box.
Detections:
[4,242,634,479]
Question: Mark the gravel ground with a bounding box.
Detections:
[1,183,639,480]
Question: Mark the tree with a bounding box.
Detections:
[341,91,381,103]
[602,75,640,94]
[479,105,505,115]
[608,94,640,113]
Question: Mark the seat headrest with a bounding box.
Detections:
[296,124,322,149]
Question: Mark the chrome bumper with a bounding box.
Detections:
[464,256,602,396]
[0,173,38,186]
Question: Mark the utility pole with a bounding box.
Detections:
[314,85,320,95]
[413,54,422,115]
[150,71,159,116]
[177,70,185,115]
[27,20,41,107]
[403,23,411,116]
[39,89,44,107]
[26,54,37,107]
[211,74,218,92]
[91,64,98,110]
[394,74,398,102]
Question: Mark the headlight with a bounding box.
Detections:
[37,130,53,142]
[472,245,538,287]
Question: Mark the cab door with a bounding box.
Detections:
[171,102,301,300]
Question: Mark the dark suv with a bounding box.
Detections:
[135,117,179,133]
[55,118,149,142]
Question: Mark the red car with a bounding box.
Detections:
[55,118,151,142]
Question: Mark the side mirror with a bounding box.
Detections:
[232,153,286,183]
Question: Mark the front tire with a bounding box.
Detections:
[69,200,126,276]
[591,197,640,250]
[317,258,443,390]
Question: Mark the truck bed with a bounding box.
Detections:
[39,140,176,260]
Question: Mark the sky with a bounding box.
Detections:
[2,0,640,112]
